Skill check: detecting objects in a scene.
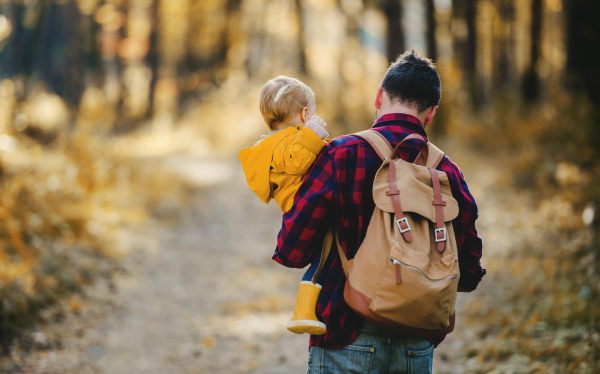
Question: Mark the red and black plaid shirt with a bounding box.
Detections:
[273,113,486,349]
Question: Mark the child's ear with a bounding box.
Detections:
[301,107,310,122]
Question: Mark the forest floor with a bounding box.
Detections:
[0,142,596,373]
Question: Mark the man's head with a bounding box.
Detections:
[375,51,441,127]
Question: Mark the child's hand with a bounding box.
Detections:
[307,115,327,130]
[305,115,329,140]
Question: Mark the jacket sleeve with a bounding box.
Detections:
[276,127,326,176]
[273,148,334,268]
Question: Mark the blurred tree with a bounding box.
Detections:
[522,0,541,101]
[147,0,160,116]
[380,0,404,62]
[494,0,514,93]
[452,0,479,107]
[425,0,437,62]
[182,0,231,99]
[294,0,307,74]
[0,2,85,105]
[566,0,600,105]
[36,2,84,105]
[0,301,7,354]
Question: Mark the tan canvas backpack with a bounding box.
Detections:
[314,129,460,337]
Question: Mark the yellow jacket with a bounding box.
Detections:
[238,125,327,212]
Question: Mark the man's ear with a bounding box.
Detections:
[423,105,438,127]
[374,86,384,109]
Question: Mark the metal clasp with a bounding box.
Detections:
[396,217,411,233]
[435,228,447,242]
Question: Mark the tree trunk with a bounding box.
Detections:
[425,0,437,62]
[63,1,85,106]
[452,0,479,107]
[381,0,404,63]
[147,0,159,116]
[294,0,307,74]
[465,0,476,74]
[494,0,514,94]
[0,2,19,78]
[566,0,600,105]
[522,0,541,101]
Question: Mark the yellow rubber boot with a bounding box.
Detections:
[287,281,326,335]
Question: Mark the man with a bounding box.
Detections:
[273,51,485,373]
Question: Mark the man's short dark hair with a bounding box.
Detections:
[381,51,441,113]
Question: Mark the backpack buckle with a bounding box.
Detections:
[435,228,447,242]
[396,217,411,233]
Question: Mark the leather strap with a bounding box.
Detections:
[370,130,393,154]
[310,224,348,273]
[312,224,348,282]
[430,152,445,169]
[334,226,347,265]
[387,158,412,242]
[429,168,446,252]
[391,134,429,165]
[354,130,393,160]
[311,225,334,284]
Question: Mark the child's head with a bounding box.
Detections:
[259,76,316,131]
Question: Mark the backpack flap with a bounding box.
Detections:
[372,159,459,223]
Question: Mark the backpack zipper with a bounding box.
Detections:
[390,258,457,284]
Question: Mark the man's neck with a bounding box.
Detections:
[377,106,426,128]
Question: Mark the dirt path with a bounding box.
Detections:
[92,156,311,373]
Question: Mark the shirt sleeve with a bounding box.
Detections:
[444,159,486,291]
[458,218,485,291]
[272,148,334,268]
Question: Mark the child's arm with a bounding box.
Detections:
[276,118,328,175]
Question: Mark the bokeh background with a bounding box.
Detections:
[0,0,599,373]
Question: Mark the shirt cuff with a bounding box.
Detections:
[305,120,328,140]
[457,268,486,291]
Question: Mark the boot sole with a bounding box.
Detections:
[287,320,326,335]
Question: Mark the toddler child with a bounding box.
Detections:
[238,76,329,335]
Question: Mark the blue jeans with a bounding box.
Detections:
[307,321,434,374]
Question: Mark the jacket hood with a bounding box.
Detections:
[238,126,298,204]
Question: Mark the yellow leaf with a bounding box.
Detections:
[202,336,215,348]
[68,295,84,314]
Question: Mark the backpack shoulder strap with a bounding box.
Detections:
[310,224,334,284]
[354,130,393,160]
[311,224,348,283]
[425,142,445,169]
[426,142,447,253]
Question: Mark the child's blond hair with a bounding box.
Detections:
[259,76,315,130]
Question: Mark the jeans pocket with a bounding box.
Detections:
[318,344,375,374]
[407,342,434,374]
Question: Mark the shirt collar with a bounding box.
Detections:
[372,113,426,136]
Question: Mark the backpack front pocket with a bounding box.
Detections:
[369,257,459,330]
